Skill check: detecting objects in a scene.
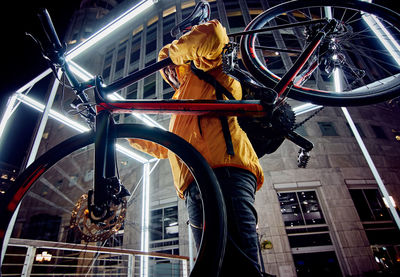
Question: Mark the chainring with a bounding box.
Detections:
[70,194,127,242]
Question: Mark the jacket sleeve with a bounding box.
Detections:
[127,139,169,159]
[167,20,229,71]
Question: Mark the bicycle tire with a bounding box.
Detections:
[240,0,400,106]
[0,124,226,277]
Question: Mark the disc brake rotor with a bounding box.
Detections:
[70,194,127,242]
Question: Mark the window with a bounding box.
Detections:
[102,50,114,82]
[127,82,138,99]
[371,125,388,139]
[150,206,178,242]
[129,28,142,73]
[277,190,342,276]
[143,75,156,99]
[278,191,325,227]
[163,13,175,44]
[318,122,338,136]
[348,187,400,271]
[224,0,246,32]
[114,40,127,80]
[349,189,391,222]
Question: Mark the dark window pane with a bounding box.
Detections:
[146,40,157,54]
[130,50,140,64]
[164,206,178,239]
[298,191,325,225]
[115,59,125,72]
[278,192,304,226]
[364,189,391,221]
[102,66,111,79]
[288,233,332,248]
[293,252,343,277]
[371,125,388,139]
[318,122,338,136]
[349,189,374,221]
[150,209,163,241]
[228,15,245,29]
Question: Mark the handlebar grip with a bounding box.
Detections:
[37,8,63,51]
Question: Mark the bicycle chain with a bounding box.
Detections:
[292,106,325,130]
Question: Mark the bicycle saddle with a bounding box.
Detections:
[170,0,211,38]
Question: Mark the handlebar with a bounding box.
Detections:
[38,8,63,52]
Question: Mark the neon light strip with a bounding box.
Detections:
[15,94,150,163]
[66,0,154,60]
[292,103,322,116]
[140,163,150,277]
[361,0,400,66]
[0,94,18,141]
[68,61,166,130]
[362,14,400,66]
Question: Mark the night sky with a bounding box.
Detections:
[0,1,81,168]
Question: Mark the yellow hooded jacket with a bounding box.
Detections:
[129,19,264,199]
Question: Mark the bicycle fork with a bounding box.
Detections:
[88,110,129,221]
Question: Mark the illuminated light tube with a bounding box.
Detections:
[140,162,150,277]
[65,60,166,130]
[361,0,400,66]
[15,94,150,163]
[293,103,323,116]
[69,61,94,81]
[116,144,149,164]
[0,94,18,141]
[362,14,400,66]
[383,196,396,208]
[333,67,342,92]
[66,0,155,60]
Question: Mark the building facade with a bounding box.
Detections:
[4,0,400,276]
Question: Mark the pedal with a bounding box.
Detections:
[297,148,311,168]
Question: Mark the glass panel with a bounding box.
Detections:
[318,122,338,136]
[371,125,388,139]
[364,189,391,221]
[288,233,332,248]
[298,191,325,225]
[150,209,163,241]
[164,206,178,239]
[293,252,343,277]
[349,189,374,221]
[278,192,304,226]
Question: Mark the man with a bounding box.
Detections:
[129,3,271,276]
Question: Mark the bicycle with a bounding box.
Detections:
[1,0,400,276]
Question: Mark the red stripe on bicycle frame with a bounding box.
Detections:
[7,166,46,212]
[96,102,265,116]
[277,40,321,96]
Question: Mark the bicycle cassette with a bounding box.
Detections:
[70,194,127,242]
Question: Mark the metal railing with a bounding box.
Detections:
[2,238,189,277]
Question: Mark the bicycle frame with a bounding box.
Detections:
[41,8,335,219]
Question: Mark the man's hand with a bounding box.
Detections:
[163,65,180,89]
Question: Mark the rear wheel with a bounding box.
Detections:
[241,0,400,106]
[0,124,226,277]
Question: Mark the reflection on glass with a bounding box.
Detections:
[278,191,325,226]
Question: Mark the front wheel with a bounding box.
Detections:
[241,0,400,106]
[0,124,226,277]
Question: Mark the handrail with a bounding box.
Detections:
[9,238,189,261]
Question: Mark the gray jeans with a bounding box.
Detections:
[185,167,262,277]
